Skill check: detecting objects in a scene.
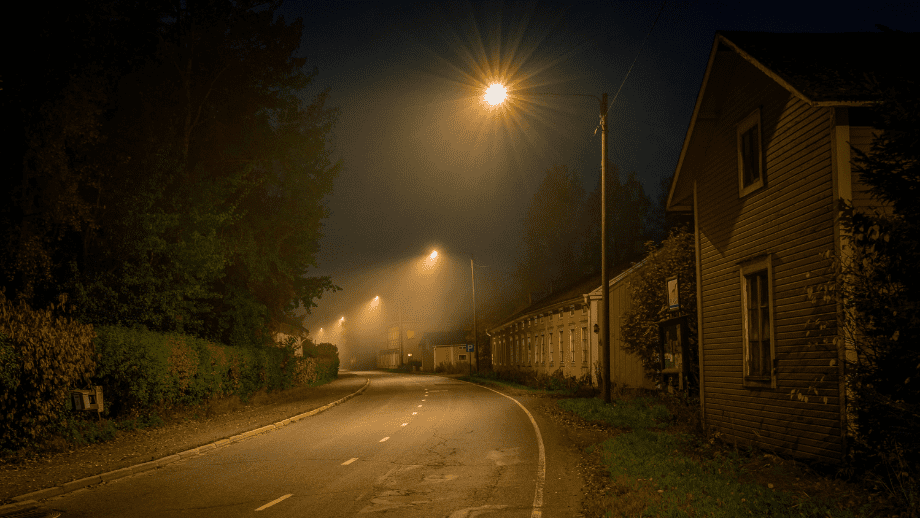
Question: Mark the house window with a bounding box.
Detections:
[570,306,574,316]
[737,108,763,197]
[581,327,587,361]
[582,304,586,315]
[741,256,774,384]
[569,329,575,362]
[459,354,467,361]
[559,331,564,360]
[527,336,532,364]
[548,332,553,362]
[541,335,545,363]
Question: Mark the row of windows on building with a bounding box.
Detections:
[498,327,589,365]
[506,304,587,332]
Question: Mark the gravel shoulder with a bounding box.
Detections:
[0,373,368,505]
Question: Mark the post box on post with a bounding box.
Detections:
[71,386,104,417]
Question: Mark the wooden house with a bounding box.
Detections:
[585,260,655,390]
[666,31,903,462]
[488,274,597,381]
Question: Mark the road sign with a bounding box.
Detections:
[466,344,474,352]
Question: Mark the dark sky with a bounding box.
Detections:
[278,1,920,353]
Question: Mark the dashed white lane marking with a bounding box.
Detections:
[418,405,423,407]
[255,493,292,511]
[412,412,418,415]
[380,437,389,442]
[342,457,358,465]
[453,378,546,518]
[401,423,408,426]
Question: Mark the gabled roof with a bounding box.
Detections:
[666,30,914,213]
[488,272,601,333]
[716,31,913,105]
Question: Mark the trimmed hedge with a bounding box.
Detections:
[93,326,338,416]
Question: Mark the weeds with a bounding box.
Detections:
[558,395,877,517]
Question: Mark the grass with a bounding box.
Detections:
[462,373,578,396]
[559,397,875,518]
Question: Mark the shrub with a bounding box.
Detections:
[93,325,333,416]
[0,293,96,448]
[620,228,699,391]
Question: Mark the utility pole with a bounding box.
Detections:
[471,256,477,374]
[600,92,611,404]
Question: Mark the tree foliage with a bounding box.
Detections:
[1,0,339,345]
[835,75,920,499]
[620,228,698,390]
[518,163,655,298]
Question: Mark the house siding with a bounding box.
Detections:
[697,55,843,462]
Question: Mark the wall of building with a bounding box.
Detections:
[695,51,842,462]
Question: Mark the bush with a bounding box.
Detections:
[0,292,96,448]
[620,228,699,391]
[93,325,335,416]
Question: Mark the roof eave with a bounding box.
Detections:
[667,35,721,212]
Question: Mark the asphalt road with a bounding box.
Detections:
[45,372,547,518]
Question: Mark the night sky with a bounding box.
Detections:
[279,1,920,355]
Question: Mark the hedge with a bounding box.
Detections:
[93,326,338,416]
[0,311,338,449]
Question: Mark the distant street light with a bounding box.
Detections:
[485,84,612,403]
[385,250,440,367]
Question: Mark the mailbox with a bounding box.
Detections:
[71,386,104,414]
[658,316,689,392]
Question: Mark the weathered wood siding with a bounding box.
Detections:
[697,53,842,462]
[610,271,656,390]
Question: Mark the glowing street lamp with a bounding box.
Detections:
[483,83,507,106]
[484,83,612,403]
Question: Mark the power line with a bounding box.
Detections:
[605,1,667,118]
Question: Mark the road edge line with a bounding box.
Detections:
[5,377,370,506]
[450,377,545,518]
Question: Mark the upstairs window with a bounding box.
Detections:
[737,108,763,197]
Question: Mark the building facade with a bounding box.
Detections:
[666,31,894,463]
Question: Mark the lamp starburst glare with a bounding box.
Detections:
[484,83,507,106]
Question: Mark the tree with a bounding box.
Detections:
[2,0,339,346]
[836,74,919,496]
[578,167,654,274]
[518,165,587,295]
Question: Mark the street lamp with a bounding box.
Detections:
[387,250,440,368]
[484,85,612,403]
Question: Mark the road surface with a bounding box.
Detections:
[45,372,548,517]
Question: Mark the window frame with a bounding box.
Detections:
[740,254,776,388]
[737,108,764,197]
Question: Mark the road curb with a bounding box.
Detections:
[3,377,370,508]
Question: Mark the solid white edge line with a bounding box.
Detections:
[380,437,389,442]
[452,377,545,518]
[341,457,358,465]
[255,493,292,511]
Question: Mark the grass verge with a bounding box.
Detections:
[462,373,577,396]
[559,397,875,517]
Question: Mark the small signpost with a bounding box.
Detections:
[466,344,474,375]
[659,275,688,392]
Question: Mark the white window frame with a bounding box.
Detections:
[737,108,764,197]
[581,326,587,361]
[740,254,775,387]
[569,328,575,362]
